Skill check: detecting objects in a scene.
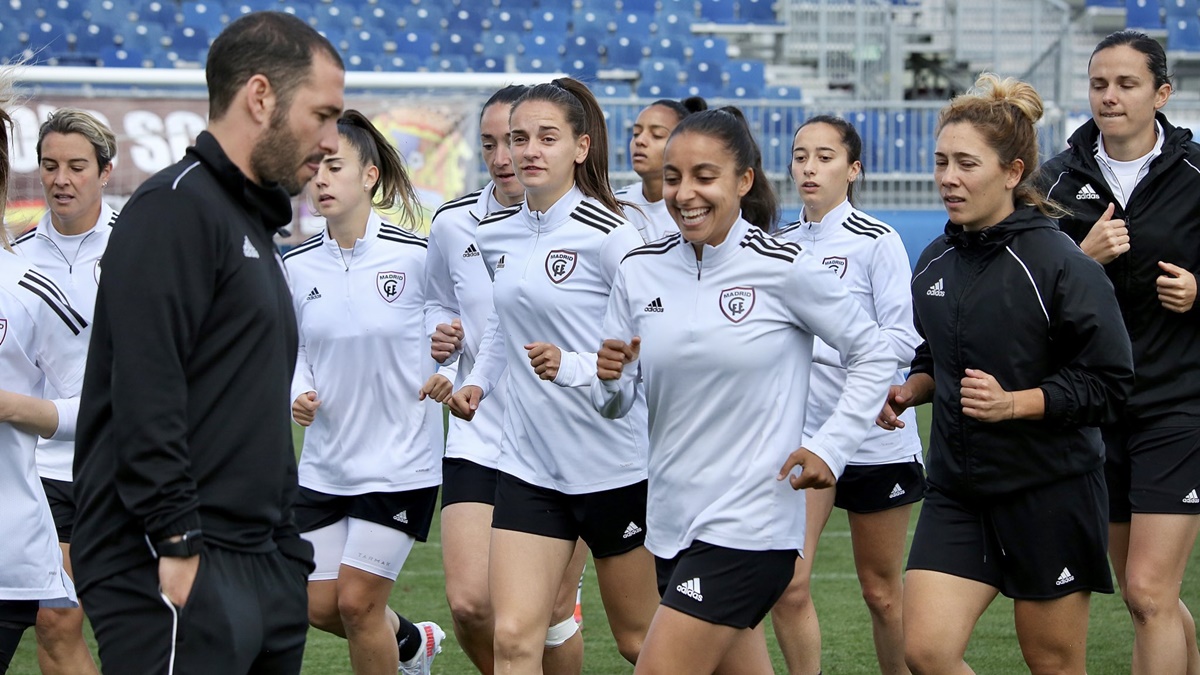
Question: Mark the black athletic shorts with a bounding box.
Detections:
[441,457,499,508]
[1103,419,1200,522]
[655,541,797,629]
[491,472,646,558]
[907,469,1113,600]
[294,486,439,542]
[40,477,75,544]
[834,460,926,514]
[0,600,38,629]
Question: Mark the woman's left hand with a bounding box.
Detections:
[418,374,454,403]
[960,368,1014,422]
[525,342,562,381]
[1157,261,1197,313]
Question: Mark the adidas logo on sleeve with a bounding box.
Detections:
[676,577,703,601]
[462,244,480,258]
[1184,489,1199,504]
[643,297,664,313]
[1055,567,1075,586]
[306,287,322,301]
[926,278,945,297]
[622,522,643,538]
[1075,184,1100,200]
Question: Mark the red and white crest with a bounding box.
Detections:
[719,287,755,323]
[545,250,578,284]
[822,256,848,278]
[376,271,406,303]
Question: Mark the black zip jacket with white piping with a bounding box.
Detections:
[71,132,311,592]
[909,207,1133,499]
[1038,113,1200,421]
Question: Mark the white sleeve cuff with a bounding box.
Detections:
[49,397,79,441]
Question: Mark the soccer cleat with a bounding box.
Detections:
[399,621,444,675]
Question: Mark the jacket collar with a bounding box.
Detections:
[320,210,384,258]
[520,185,583,234]
[35,200,116,241]
[1064,112,1191,177]
[795,199,853,241]
[188,131,294,233]
[678,214,754,269]
[942,206,1055,252]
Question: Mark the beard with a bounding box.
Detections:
[249,107,322,196]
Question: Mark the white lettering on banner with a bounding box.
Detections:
[165,111,207,160]
[125,110,173,173]
[9,106,40,173]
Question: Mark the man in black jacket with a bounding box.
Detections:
[71,12,344,673]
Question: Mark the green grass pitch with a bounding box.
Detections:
[10,405,1199,672]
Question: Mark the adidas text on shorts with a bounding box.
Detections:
[833,459,926,514]
[655,541,797,629]
[1102,420,1200,522]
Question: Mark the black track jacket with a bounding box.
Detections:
[71,132,312,592]
[1039,113,1200,421]
[910,207,1133,499]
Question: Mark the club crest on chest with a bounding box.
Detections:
[822,256,848,278]
[377,271,406,303]
[545,250,578,284]
[719,287,755,323]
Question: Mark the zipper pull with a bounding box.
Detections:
[696,258,703,280]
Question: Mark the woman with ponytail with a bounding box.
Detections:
[591,106,894,674]
[446,77,659,672]
[879,74,1134,673]
[284,110,444,674]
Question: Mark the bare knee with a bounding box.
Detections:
[337,592,386,634]
[610,625,643,665]
[493,617,544,663]
[773,577,813,616]
[906,637,958,675]
[35,607,84,648]
[1123,573,1172,626]
[860,578,902,620]
[447,586,492,631]
[308,595,342,634]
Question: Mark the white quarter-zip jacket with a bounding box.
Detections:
[285,213,441,495]
[616,182,677,244]
[424,184,508,468]
[463,186,649,494]
[0,251,87,605]
[591,218,894,558]
[776,200,923,465]
[13,203,115,481]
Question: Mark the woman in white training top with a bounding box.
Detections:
[770,115,924,675]
[284,110,443,675]
[592,107,894,674]
[447,77,659,672]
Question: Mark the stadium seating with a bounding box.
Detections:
[1127,0,1166,31]
[1168,15,1200,52]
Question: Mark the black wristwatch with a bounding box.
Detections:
[153,529,204,558]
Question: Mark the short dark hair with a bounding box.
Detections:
[648,96,708,123]
[205,12,343,121]
[670,107,780,231]
[480,84,528,122]
[1091,30,1171,90]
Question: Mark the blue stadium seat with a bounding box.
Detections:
[426,54,468,72]
[0,19,21,60]
[5,0,42,23]
[480,31,521,58]
[606,35,646,69]
[690,35,728,64]
[437,31,476,57]
[75,22,117,53]
[655,11,695,39]
[724,59,764,97]
[181,1,226,34]
[280,3,314,25]
[381,53,420,71]
[119,21,166,52]
[739,0,779,23]
[1168,15,1200,52]
[317,26,346,52]
[572,9,616,42]
[361,5,399,32]
[347,27,385,55]
[470,54,506,72]
[43,0,85,24]
[649,35,687,61]
[85,0,131,26]
[514,53,558,72]
[1127,0,1165,30]
[56,53,101,66]
[394,30,435,56]
[167,25,208,62]
[311,4,358,31]
[1164,0,1200,18]
[344,52,377,71]
[229,0,278,18]
[151,51,176,68]
[1085,0,1124,6]
[445,6,483,34]
[560,54,597,79]
[617,10,656,40]
[138,0,178,26]
[637,80,685,98]
[24,20,72,58]
[765,84,802,99]
[530,8,570,35]
[593,81,636,98]
[687,59,724,91]
[563,33,601,70]
[486,7,528,33]
[522,33,561,59]
[533,0,574,10]
[401,5,443,33]
[99,44,144,66]
[699,0,737,23]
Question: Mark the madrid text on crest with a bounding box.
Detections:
[822,256,848,278]
[377,271,406,303]
[545,249,578,284]
[719,286,756,323]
